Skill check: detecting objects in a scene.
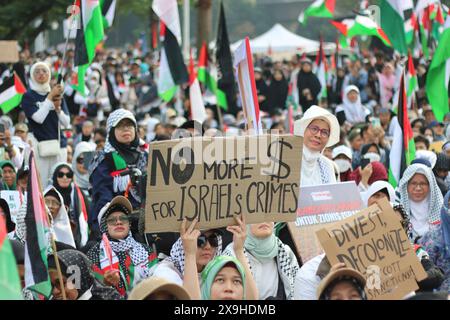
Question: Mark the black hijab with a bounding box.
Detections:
[267,72,289,113]
[48,249,121,300]
[108,126,141,165]
[0,198,15,233]
[52,164,73,210]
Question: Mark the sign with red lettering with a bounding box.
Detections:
[316,198,428,300]
[288,182,363,263]
[145,134,302,233]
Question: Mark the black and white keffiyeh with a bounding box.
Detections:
[397,163,443,230]
[165,235,223,275]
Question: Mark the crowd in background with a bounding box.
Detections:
[0,39,449,300]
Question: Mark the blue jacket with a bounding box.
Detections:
[22,90,68,147]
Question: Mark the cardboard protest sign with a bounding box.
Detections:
[145,134,302,233]
[316,198,427,300]
[288,182,363,263]
[0,41,19,63]
[0,191,23,223]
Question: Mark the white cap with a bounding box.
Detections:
[332,145,353,160]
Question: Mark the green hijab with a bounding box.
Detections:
[200,256,246,300]
[244,225,278,260]
[0,160,17,190]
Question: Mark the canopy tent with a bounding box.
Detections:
[230,23,336,54]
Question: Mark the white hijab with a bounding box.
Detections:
[341,85,367,124]
[44,186,76,248]
[294,106,340,187]
[29,62,51,95]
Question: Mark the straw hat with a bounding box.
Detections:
[128,277,191,300]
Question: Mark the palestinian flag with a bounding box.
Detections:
[152,0,181,43]
[380,0,413,55]
[157,24,188,102]
[426,13,450,122]
[74,0,105,95]
[299,0,335,25]
[24,152,52,299]
[0,215,23,300]
[75,186,89,248]
[153,0,188,102]
[198,42,228,110]
[405,12,418,47]
[216,1,236,113]
[347,15,392,47]
[100,0,116,28]
[0,73,26,114]
[388,72,416,188]
[188,51,207,123]
[315,36,328,100]
[407,52,418,99]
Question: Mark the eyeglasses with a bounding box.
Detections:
[57,171,74,179]
[197,233,219,248]
[408,181,429,189]
[116,122,135,131]
[106,215,130,226]
[45,199,61,208]
[307,125,330,138]
[76,157,84,164]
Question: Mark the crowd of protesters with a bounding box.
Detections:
[0,38,449,301]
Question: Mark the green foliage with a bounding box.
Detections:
[0,0,69,43]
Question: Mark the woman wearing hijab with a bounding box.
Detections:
[377,63,396,108]
[419,190,450,292]
[153,216,257,300]
[87,196,158,298]
[48,249,121,300]
[89,109,147,238]
[297,60,321,113]
[223,221,300,300]
[294,105,340,186]
[44,186,76,248]
[74,69,111,123]
[335,85,369,125]
[0,198,15,238]
[266,69,289,115]
[22,61,70,186]
[397,163,444,241]
[0,160,17,190]
[201,256,246,300]
[362,180,395,207]
[49,162,90,249]
[72,141,95,196]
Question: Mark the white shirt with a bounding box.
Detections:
[296,253,324,300]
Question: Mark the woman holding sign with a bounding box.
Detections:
[152,216,258,300]
[397,163,443,240]
[90,109,148,238]
[224,222,300,300]
[294,105,340,186]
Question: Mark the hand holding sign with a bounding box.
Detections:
[226,214,247,254]
[181,218,201,257]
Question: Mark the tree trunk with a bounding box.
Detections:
[196,0,212,54]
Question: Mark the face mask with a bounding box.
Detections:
[363,152,381,163]
[89,80,99,88]
[335,159,352,173]
[426,136,434,144]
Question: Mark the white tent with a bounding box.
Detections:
[230,23,335,54]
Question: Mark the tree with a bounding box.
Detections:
[196,0,212,52]
[0,0,68,45]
